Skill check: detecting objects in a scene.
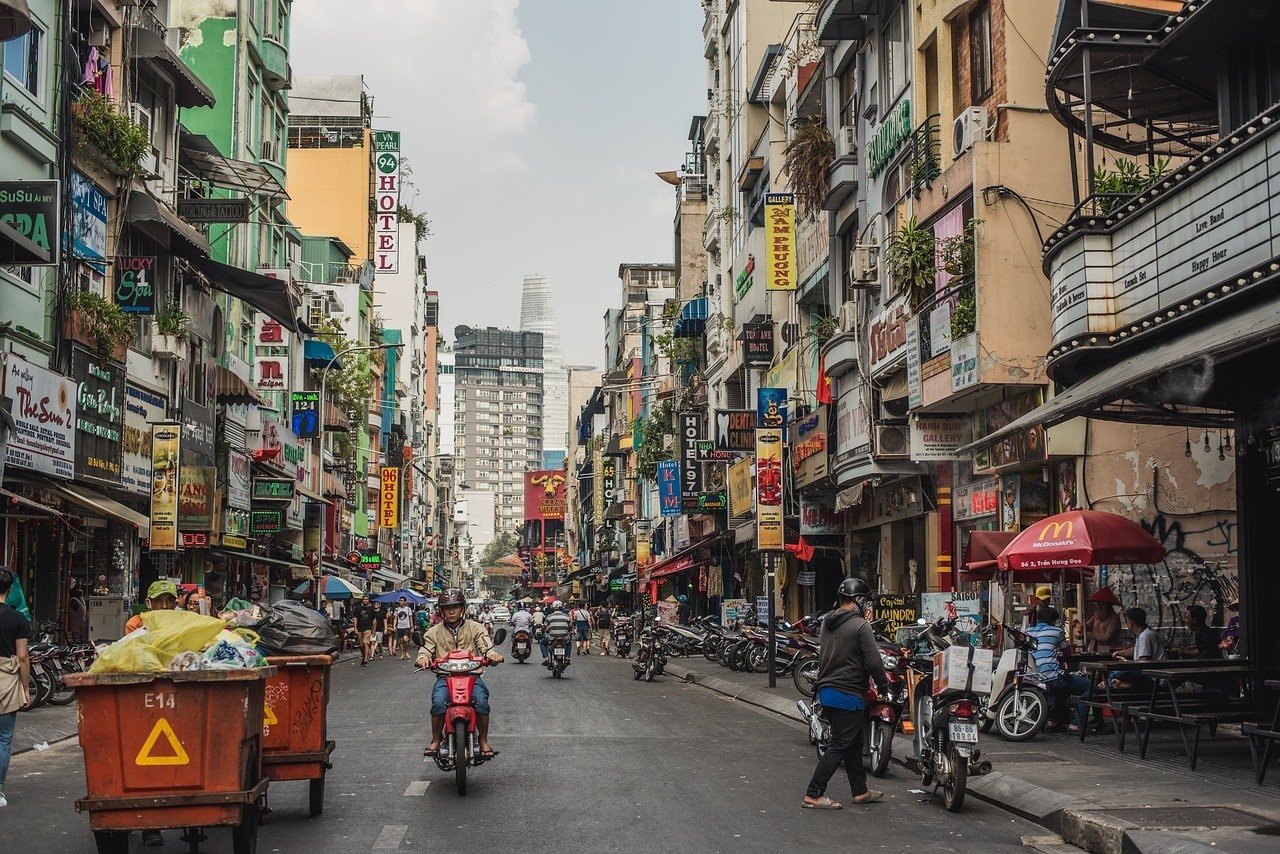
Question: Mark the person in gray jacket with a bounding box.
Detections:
[802,577,889,810]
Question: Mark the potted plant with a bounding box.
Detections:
[1092,157,1170,215]
[64,289,133,360]
[784,122,837,217]
[883,216,936,308]
[150,305,192,361]
[71,91,151,176]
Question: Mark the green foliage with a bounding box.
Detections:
[308,318,376,470]
[634,399,675,482]
[66,289,133,355]
[950,294,976,338]
[1092,157,1170,214]
[806,313,838,346]
[480,530,519,567]
[653,301,703,375]
[397,203,431,244]
[784,123,837,218]
[72,92,150,173]
[884,216,936,306]
[154,305,192,339]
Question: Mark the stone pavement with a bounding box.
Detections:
[652,652,1280,854]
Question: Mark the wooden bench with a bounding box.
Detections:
[1242,679,1280,784]
[1132,666,1276,770]
[1075,660,1214,748]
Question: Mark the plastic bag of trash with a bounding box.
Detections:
[90,610,226,673]
[255,600,338,656]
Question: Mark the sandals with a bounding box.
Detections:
[802,796,842,810]
[851,789,883,804]
[423,746,440,758]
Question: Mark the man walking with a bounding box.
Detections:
[394,597,414,660]
[802,577,888,810]
[0,567,32,809]
[353,595,377,666]
[594,604,613,655]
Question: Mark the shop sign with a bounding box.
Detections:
[372,130,402,273]
[951,332,978,392]
[696,490,727,511]
[255,416,306,481]
[756,387,787,428]
[835,378,870,459]
[252,477,295,501]
[868,99,912,178]
[656,460,681,516]
[71,347,124,485]
[696,440,737,462]
[70,172,107,267]
[734,253,755,300]
[226,449,251,511]
[800,495,842,535]
[149,422,182,551]
[796,214,830,285]
[290,390,320,439]
[797,570,815,586]
[908,414,972,461]
[221,532,247,550]
[790,408,828,488]
[953,478,999,521]
[525,470,566,520]
[360,552,382,568]
[181,532,209,549]
[868,297,909,376]
[764,193,797,291]
[728,456,753,519]
[673,515,691,551]
[755,427,784,550]
[181,399,215,467]
[678,413,704,497]
[0,179,60,264]
[249,508,284,534]
[122,385,167,496]
[742,321,774,366]
[2,356,75,478]
[380,466,400,528]
[254,315,290,392]
[179,465,215,531]
[715,409,756,452]
[905,315,923,408]
[285,494,304,530]
[176,198,249,223]
[113,256,157,315]
[872,594,919,639]
[593,442,605,520]
[721,598,748,625]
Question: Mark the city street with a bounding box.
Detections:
[0,649,1049,853]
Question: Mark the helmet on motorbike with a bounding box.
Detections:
[437,588,466,609]
[837,577,872,601]
[551,600,564,610]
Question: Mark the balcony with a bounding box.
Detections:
[824,145,858,212]
[702,7,719,60]
[259,34,291,92]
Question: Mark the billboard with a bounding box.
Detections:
[755,427,784,550]
[149,422,182,551]
[524,470,567,520]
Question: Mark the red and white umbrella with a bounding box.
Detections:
[997,509,1165,571]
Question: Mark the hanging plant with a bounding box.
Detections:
[72,91,150,174]
[883,216,936,306]
[784,122,836,218]
[806,313,839,345]
[950,295,976,338]
[65,289,134,356]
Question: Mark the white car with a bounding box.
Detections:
[491,605,511,623]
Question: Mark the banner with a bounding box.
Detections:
[677,412,704,497]
[755,427,784,550]
[728,456,753,519]
[2,355,76,479]
[656,459,681,516]
[756,387,787,428]
[113,256,157,315]
[122,385,167,496]
[149,422,182,551]
[179,465,215,531]
[372,130,402,273]
[764,193,797,290]
[380,466,400,529]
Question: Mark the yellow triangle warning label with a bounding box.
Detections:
[134,717,190,766]
[263,704,278,726]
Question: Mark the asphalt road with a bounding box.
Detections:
[0,644,1051,853]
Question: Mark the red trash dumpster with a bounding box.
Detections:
[261,654,336,815]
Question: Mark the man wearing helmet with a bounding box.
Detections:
[540,600,573,662]
[802,576,889,810]
[416,589,503,758]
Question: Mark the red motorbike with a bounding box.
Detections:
[426,637,503,795]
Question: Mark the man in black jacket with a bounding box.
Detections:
[802,577,889,810]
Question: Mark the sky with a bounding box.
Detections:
[291,0,706,367]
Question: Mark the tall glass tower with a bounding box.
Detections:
[519,274,569,464]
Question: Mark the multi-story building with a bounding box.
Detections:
[519,274,568,469]
[452,326,544,535]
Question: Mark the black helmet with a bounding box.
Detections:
[838,577,872,600]
[437,588,466,608]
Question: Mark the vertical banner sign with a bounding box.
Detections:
[380,466,400,529]
[150,422,182,551]
[372,130,401,273]
[756,387,788,428]
[113,256,157,315]
[656,459,681,516]
[254,315,289,392]
[290,391,320,439]
[764,193,797,291]
[593,442,605,520]
[755,427,784,550]
[678,412,704,497]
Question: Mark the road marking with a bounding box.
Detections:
[403,781,429,796]
[372,825,408,849]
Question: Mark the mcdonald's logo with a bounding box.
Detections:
[1037,520,1073,541]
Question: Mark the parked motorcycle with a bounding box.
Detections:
[633,626,666,682]
[422,626,506,796]
[612,617,634,658]
[544,635,571,678]
[795,698,830,758]
[980,624,1049,741]
[510,628,533,664]
[865,646,909,777]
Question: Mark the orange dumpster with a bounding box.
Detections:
[64,667,275,854]
[262,654,336,816]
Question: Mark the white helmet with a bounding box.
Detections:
[552,600,564,610]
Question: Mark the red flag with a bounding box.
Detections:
[785,535,815,563]
[816,351,832,405]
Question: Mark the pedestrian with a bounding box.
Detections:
[802,577,888,810]
[67,583,88,643]
[1220,599,1241,655]
[393,597,414,660]
[353,595,377,666]
[1085,587,1123,653]
[676,594,692,625]
[0,566,33,810]
[571,602,593,655]
[595,604,612,655]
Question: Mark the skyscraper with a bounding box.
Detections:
[519,275,570,465]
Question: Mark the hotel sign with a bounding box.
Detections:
[372,130,401,273]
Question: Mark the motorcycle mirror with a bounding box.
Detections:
[493,628,508,646]
[917,618,928,626]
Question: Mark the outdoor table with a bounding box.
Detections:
[1134,664,1274,770]
[1241,678,1280,784]
[1077,659,1214,747]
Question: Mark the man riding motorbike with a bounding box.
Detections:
[540,601,573,661]
[416,589,503,758]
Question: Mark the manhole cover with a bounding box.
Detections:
[1101,806,1273,828]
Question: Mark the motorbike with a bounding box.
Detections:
[532,623,546,642]
[656,618,708,658]
[633,626,666,682]
[980,624,1049,741]
[510,627,533,664]
[795,698,831,758]
[612,618,634,658]
[544,635,571,678]
[423,627,506,796]
[909,618,992,812]
[865,645,909,777]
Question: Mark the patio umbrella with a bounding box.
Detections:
[294,575,364,599]
[373,588,429,605]
[540,595,556,605]
[959,530,1017,582]
[997,509,1165,571]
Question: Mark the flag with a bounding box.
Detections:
[785,535,815,562]
[816,351,832,405]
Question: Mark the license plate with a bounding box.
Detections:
[949,723,978,743]
[554,649,565,658]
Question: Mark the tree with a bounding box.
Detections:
[479,530,519,567]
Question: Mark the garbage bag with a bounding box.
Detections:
[90,636,166,673]
[255,600,338,656]
[90,610,226,673]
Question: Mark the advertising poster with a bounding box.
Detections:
[179,465,215,531]
[764,193,797,291]
[372,130,401,273]
[122,384,167,496]
[800,495,842,535]
[380,466,400,529]
[1000,475,1021,532]
[656,600,679,624]
[721,598,748,626]
[756,387,787,428]
[656,459,681,516]
[728,456,753,519]
[716,409,756,451]
[149,422,182,551]
[2,355,76,479]
[524,470,566,520]
[1056,458,1079,512]
[755,427,784,550]
[922,592,983,637]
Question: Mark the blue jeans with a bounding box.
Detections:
[0,710,15,790]
[1044,673,1092,725]
[430,675,489,716]
[540,635,571,658]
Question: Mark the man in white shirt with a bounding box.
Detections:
[510,606,533,633]
[393,597,414,660]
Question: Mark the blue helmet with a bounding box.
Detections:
[677,595,687,604]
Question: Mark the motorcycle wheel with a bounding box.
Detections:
[869,718,893,778]
[633,667,642,680]
[48,665,76,706]
[914,692,934,787]
[747,645,769,673]
[792,656,818,698]
[943,744,967,812]
[730,642,750,671]
[453,720,468,796]
[995,687,1048,742]
[703,640,720,662]
[645,660,656,682]
[716,644,731,667]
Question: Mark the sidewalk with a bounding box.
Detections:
[651,654,1280,854]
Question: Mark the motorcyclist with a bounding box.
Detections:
[510,603,533,634]
[540,601,573,662]
[416,589,503,758]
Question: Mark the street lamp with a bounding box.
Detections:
[315,342,402,608]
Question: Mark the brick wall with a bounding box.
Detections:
[950,0,1011,142]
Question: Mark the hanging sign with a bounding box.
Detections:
[254,315,289,392]
[71,347,124,485]
[122,385,167,496]
[656,459,681,516]
[755,427,784,550]
[756,387,787,428]
[252,477,296,501]
[372,130,402,273]
[290,391,320,439]
[716,409,756,452]
[2,355,76,478]
[380,466,400,528]
[113,256,157,315]
[176,198,250,223]
[178,466,215,532]
[790,408,828,488]
[70,172,107,268]
[0,180,59,264]
[149,422,182,551]
[743,321,775,366]
[678,412,704,497]
[249,508,284,534]
[764,193,797,291]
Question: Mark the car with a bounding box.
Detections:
[491,604,511,623]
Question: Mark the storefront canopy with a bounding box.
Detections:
[674,296,708,338]
[0,486,63,519]
[127,191,211,260]
[959,530,1018,582]
[50,482,149,536]
[214,364,268,406]
[133,27,215,108]
[192,256,304,334]
[303,338,342,369]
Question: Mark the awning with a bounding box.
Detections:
[304,338,342,368]
[960,530,1018,579]
[372,568,410,586]
[648,535,719,580]
[132,27,215,108]
[49,483,149,536]
[127,192,210,259]
[834,480,866,511]
[961,298,1280,453]
[192,256,303,334]
[674,296,708,338]
[0,486,63,519]
[0,217,50,265]
[214,364,268,406]
[1,0,33,42]
[816,0,870,45]
[179,130,287,198]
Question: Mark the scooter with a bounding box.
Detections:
[612,618,634,658]
[544,635,571,678]
[980,624,1049,741]
[633,626,666,682]
[865,648,908,778]
[510,628,533,664]
[422,627,506,796]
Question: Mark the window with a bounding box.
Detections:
[3,22,42,96]
[970,1,993,103]
[880,2,908,110]
[838,59,858,129]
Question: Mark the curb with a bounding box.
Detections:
[665,663,806,723]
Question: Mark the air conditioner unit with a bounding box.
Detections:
[873,421,909,459]
[953,107,988,158]
[850,244,879,286]
[837,124,857,158]
[839,301,859,333]
[260,140,277,162]
[879,396,910,420]
[140,146,161,177]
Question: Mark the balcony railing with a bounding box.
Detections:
[915,275,975,365]
[908,114,941,199]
